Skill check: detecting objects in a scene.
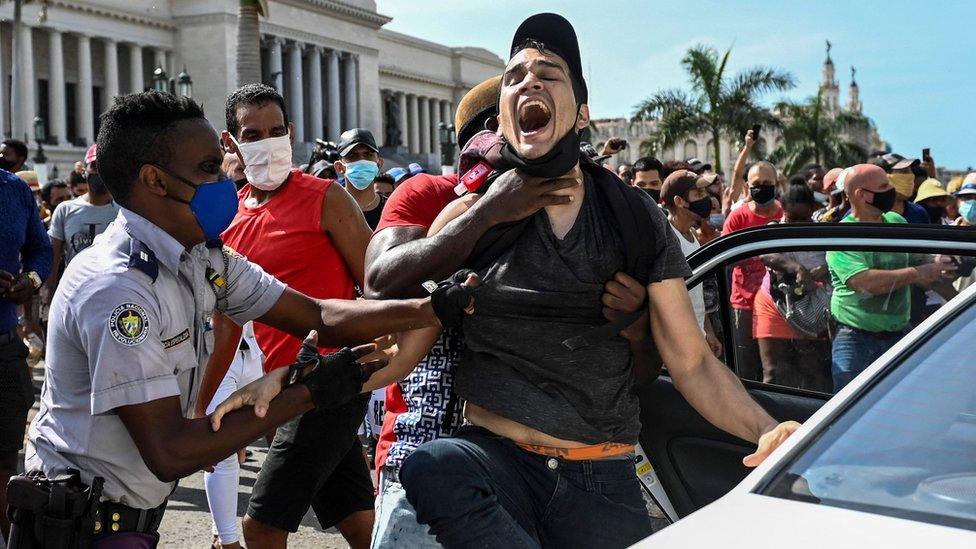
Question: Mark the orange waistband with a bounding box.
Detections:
[516,442,636,461]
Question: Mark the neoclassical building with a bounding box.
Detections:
[1,0,504,178]
[591,48,886,172]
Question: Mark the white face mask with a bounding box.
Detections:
[232,134,292,191]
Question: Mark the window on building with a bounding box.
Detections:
[38,79,50,143]
[683,140,697,160]
[66,83,78,145]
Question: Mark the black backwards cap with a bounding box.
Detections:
[510,13,588,104]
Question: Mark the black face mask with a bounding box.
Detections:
[499,119,582,179]
[687,196,713,219]
[87,173,109,195]
[922,204,946,224]
[645,188,661,203]
[0,158,15,172]
[750,185,776,205]
[868,187,897,213]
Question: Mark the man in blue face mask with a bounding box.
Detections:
[334,128,386,230]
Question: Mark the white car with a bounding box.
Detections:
[633,223,976,547]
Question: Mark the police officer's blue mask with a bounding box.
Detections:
[153,164,239,241]
[342,160,379,190]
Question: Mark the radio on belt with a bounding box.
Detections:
[454,161,492,196]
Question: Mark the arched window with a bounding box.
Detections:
[705,140,715,164]
[683,140,697,160]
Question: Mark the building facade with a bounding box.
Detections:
[591,49,886,173]
[1,0,504,178]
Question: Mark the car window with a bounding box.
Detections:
[760,299,976,531]
[722,248,974,394]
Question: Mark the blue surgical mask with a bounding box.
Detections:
[154,164,239,241]
[961,199,976,224]
[342,160,379,190]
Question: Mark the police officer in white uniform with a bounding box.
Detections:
[23,91,474,548]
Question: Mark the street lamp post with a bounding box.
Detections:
[152,66,169,93]
[438,122,456,175]
[32,116,48,183]
[176,66,193,98]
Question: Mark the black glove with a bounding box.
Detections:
[288,343,368,410]
[424,269,477,327]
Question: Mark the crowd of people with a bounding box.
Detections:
[0,10,973,549]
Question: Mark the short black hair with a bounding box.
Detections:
[67,170,86,187]
[788,173,808,187]
[225,83,289,138]
[40,180,68,204]
[782,178,816,207]
[373,173,395,187]
[633,156,663,174]
[512,38,586,105]
[2,139,28,161]
[97,91,206,206]
[661,160,692,180]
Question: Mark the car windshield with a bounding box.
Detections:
[760,299,976,531]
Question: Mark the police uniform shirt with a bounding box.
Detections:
[27,208,286,509]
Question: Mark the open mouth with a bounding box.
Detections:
[518,99,552,136]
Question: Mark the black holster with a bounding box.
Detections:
[7,469,103,549]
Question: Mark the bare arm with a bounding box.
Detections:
[119,384,314,482]
[647,278,777,444]
[43,238,64,299]
[193,312,243,418]
[322,183,371,288]
[364,171,577,299]
[729,130,756,205]
[846,267,922,295]
[360,328,441,392]
[258,287,439,347]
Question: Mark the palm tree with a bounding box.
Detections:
[236,0,266,86]
[768,91,869,175]
[631,45,795,173]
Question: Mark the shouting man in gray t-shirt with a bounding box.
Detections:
[45,146,119,301]
[398,13,803,549]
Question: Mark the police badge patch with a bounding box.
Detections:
[110,303,150,346]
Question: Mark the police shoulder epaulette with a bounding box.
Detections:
[127,239,159,283]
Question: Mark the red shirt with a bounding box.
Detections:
[722,201,783,310]
[372,173,458,473]
[222,170,357,371]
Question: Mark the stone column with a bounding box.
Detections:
[103,39,119,108]
[76,34,94,146]
[418,96,430,155]
[287,41,304,142]
[306,46,323,140]
[407,94,419,154]
[397,92,408,150]
[342,53,358,130]
[326,50,341,140]
[267,37,283,94]
[441,100,452,130]
[129,43,144,93]
[13,23,35,142]
[48,29,67,145]
[430,97,441,153]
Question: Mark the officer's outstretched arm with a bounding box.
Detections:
[258,284,475,348]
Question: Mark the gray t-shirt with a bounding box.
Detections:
[458,175,691,444]
[48,196,120,264]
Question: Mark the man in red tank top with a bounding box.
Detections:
[219,84,375,549]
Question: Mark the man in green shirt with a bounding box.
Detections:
[826,164,955,391]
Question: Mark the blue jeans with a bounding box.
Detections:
[370,467,440,549]
[831,325,904,391]
[400,425,651,549]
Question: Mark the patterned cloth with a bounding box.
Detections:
[382,327,464,472]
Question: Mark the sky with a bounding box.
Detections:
[378,0,976,170]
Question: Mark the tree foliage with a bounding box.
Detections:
[631,45,795,172]
[768,91,869,175]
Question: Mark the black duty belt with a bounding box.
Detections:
[95,500,167,535]
[0,331,17,345]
